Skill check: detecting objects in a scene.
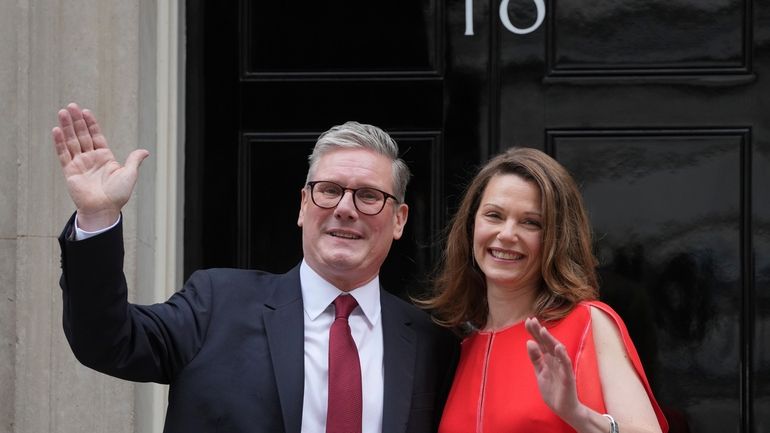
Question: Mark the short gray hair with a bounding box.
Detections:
[306,121,411,202]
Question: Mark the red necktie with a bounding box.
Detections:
[326,295,362,433]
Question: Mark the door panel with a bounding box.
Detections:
[241,1,439,76]
[551,130,748,433]
[549,1,749,74]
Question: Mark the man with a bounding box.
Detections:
[53,103,457,433]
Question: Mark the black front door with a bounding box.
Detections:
[186,1,769,432]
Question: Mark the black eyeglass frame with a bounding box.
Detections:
[306,180,400,216]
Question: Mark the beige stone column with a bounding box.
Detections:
[0,0,19,430]
[2,0,184,432]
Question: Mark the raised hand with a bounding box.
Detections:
[525,317,584,426]
[52,103,149,231]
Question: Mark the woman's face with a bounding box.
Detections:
[472,174,544,294]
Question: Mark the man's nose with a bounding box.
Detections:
[334,190,359,219]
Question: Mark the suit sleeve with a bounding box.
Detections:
[59,213,213,384]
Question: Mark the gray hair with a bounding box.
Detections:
[306,121,411,203]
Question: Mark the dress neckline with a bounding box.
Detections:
[476,318,527,335]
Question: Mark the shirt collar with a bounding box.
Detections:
[300,259,381,326]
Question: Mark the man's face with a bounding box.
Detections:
[298,148,408,291]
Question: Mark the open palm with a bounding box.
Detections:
[52,103,148,230]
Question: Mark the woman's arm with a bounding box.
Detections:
[525,309,663,433]
[590,306,662,433]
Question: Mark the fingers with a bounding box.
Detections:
[525,317,562,355]
[56,103,105,160]
[525,317,549,349]
[526,339,544,369]
[58,107,81,158]
[526,317,576,377]
[82,109,108,149]
[52,126,72,168]
[554,343,574,372]
[57,103,86,157]
[67,103,94,152]
[526,318,570,360]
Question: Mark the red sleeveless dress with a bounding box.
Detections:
[438,301,668,433]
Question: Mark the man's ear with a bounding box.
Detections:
[298,187,308,227]
[391,203,409,240]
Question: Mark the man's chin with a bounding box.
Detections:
[322,254,361,271]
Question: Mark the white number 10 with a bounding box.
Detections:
[465,0,546,36]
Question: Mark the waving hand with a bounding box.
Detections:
[525,317,583,421]
[52,103,149,231]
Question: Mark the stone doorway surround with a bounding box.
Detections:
[0,1,184,432]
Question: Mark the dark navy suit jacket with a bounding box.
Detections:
[59,215,457,433]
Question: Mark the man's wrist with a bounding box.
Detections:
[75,212,121,240]
[75,208,121,232]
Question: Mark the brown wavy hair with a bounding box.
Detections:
[419,147,598,329]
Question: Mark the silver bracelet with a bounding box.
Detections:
[602,414,619,433]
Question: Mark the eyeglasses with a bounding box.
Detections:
[306,181,399,216]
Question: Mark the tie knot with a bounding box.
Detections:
[333,295,358,319]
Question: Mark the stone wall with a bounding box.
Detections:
[1,1,179,432]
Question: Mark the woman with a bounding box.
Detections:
[423,148,668,433]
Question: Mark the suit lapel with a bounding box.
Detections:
[380,291,417,433]
[263,265,304,433]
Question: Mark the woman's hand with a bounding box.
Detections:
[525,317,585,426]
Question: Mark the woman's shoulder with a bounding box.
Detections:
[578,300,628,334]
[580,299,618,315]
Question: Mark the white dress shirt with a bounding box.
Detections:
[300,260,384,433]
